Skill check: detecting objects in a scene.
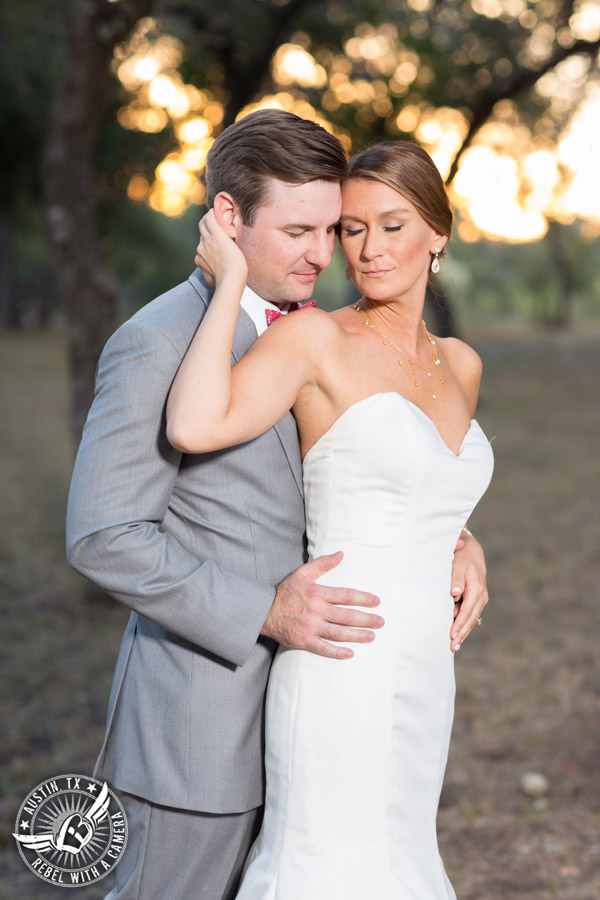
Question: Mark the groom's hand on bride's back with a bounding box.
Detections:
[262,551,384,660]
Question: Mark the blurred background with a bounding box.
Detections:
[1,0,599,897]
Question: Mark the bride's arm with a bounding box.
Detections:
[167,211,318,454]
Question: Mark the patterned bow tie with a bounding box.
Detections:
[265,300,316,327]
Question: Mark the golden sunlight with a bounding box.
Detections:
[148,75,190,118]
[177,117,211,144]
[453,147,548,241]
[180,142,214,173]
[114,18,598,230]
[556,85,600,226]
[127,175,149,201]
[569,1,600,41]
[415,107,469,179]
[272,45,327,88]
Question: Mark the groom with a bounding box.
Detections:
[66,110,489,900]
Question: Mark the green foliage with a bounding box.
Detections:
[0,0,68,206]
[101,201,201,316]
[447,225,600,327]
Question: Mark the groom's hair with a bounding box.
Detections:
[205,110,348,225]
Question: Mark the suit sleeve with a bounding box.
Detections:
[66,318,275,667]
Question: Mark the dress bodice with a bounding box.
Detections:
[302,391,494,573]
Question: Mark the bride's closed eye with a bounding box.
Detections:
[342,225,404,237]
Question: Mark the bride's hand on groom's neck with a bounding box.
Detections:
[195,209,247,290]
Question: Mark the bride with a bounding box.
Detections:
[167,140,493,899]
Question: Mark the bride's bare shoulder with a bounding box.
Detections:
[437,335,482,406]
[438,336,482,373]
[263,304,345,350]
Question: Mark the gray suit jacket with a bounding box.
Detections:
[66,269,307,813]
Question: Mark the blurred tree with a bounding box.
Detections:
[42,0,154,439]
[0,0,67,329]
[447,220,598,326]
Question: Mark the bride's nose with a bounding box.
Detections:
[361,229,384,260]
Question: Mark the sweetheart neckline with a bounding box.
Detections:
[302,391,479,463]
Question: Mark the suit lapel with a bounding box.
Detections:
[272,415,304,498]
[188,270,304,498]
[231,305,260,363]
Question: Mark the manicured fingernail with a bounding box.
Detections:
[452,632,459,639]
[452,586,462,595]
[454,643,461,651]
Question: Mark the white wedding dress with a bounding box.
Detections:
[237,392,494,899]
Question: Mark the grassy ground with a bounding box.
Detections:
[1,329,599,899]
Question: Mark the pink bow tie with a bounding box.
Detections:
[265,300,316,327]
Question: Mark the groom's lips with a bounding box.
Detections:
[292,271,320,282]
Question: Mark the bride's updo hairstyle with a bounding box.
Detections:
[346,141,452,267]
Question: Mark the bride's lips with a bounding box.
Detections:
[362,269,392,277]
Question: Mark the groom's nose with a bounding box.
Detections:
[305,229,334,269]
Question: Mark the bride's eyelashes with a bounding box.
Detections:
[341,225,405,237]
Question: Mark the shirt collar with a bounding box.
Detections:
[241,285,286,337]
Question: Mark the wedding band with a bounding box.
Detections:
[476,617,483,626]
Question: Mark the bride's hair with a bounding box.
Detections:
[346,142,452,259]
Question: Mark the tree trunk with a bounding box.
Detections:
[546,221,575,328]
[0,204,20,329]
[42,0,152,442]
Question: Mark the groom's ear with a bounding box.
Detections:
[213,192,243,239]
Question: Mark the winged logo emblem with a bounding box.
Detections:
[13,782,110,856]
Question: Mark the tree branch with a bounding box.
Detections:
[225,0,314,123]
[446,37,600,185]
[175,0,316,126]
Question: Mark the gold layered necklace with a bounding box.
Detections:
[353,301,444,399]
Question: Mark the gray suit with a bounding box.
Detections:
[66,270,307,894]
